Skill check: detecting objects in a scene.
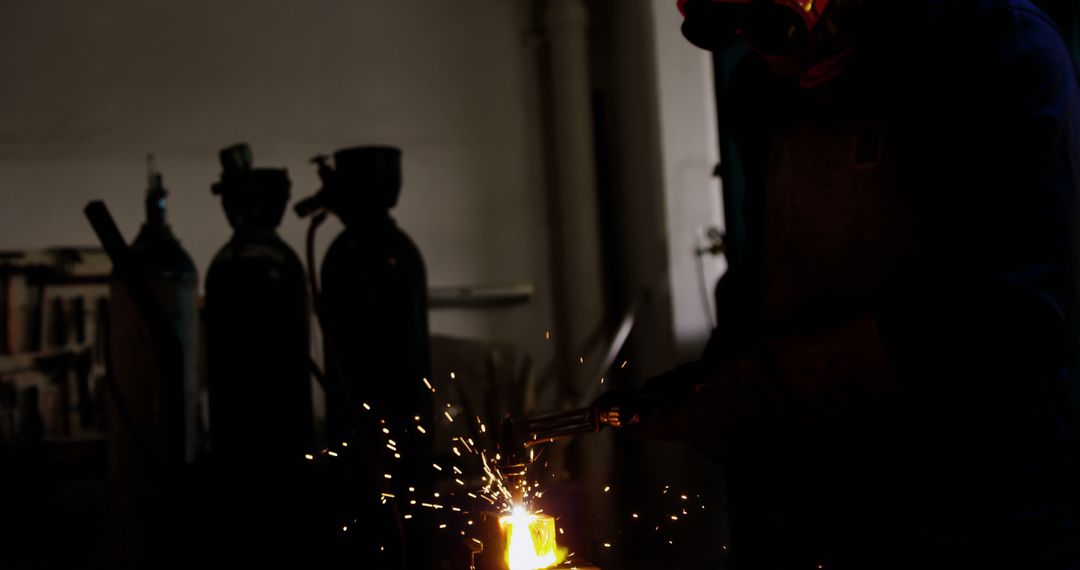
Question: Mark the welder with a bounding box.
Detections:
[599,0,1080,567]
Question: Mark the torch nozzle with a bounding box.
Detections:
[519,407,600,447]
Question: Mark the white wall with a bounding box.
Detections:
[0,0,556,369]
[650,0,726,361]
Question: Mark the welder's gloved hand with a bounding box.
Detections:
[592,388,662,429]
[643,361,709,401]
[591,361,731,441]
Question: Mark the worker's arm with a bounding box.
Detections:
[894,5,1080,398]
[609,313,897,459]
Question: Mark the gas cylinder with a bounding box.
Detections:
[106,155,199,563]
[204,143,312,463]
[296,146,436,568]
[307,147,432,451]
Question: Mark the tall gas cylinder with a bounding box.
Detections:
[107,155,199,563]
[295,146,437,568]
[205,143,312,463]
[315,147,432,452]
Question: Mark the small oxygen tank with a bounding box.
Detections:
[205,143,312,463]
[106,155,199,564]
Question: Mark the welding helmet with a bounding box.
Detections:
[678,0,831,54]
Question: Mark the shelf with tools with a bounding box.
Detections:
[1,248,111,445]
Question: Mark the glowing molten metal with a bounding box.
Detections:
[499,506,558,570]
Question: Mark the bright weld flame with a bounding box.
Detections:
[500,506,560,570]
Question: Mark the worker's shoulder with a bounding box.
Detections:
[936,0,1063,34]
[931,0,1071,66]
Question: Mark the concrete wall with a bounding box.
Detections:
[0,0,557,370]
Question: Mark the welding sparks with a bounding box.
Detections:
[450,372,456,380]
[603,485,610,493]
[329,384,582,563]
[304,454,314,460]
[620,360,628,368]
[545,330,550,339]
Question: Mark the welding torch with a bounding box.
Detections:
[503,389,661,450]
[497,293,668,477]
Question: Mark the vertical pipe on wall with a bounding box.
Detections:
[540,0,620,561]
[542,0,607,402]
